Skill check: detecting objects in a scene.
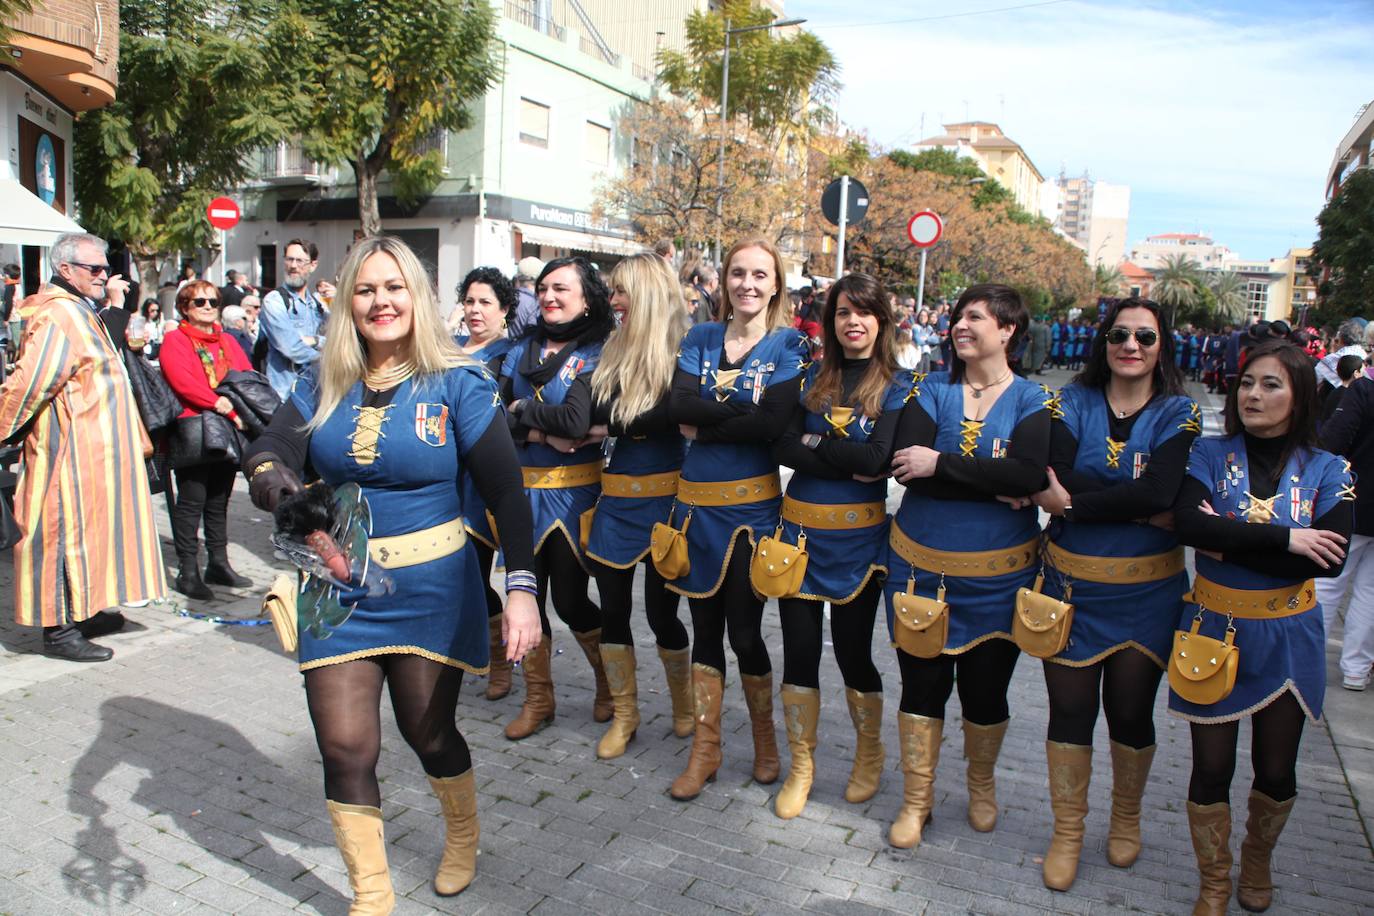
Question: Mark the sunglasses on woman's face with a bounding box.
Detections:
[189,297,219,308]
[1105,327,1159,347]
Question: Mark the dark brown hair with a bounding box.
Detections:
[1074,297,1186,397]
[804,273,898,418]
[947,283,1027,383]
[1223,339,1320,485]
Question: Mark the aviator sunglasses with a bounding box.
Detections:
[1105,327,1159,347]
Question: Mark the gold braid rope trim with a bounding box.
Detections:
[1180,401,1203,434]
[348,404,394,466]
[1105,437,1127,469]
[959,419,984,457]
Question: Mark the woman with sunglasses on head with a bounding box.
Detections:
[769,273,913,819]
[499,257,617,740]
[1168,339,1351,915]
[454,267,519,701]
[581,252,694,758]
[1025,298,1199,891]
[665,238,810,801]
[884,283,1051,850]
[159,281,254,600]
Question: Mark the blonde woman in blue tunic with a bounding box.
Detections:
[244,237,541,911]
[1169,339,1352,916]
[665,238,810,801]
[770,273,912,819]
[885,284,1051,849]
[1028,297,1199,890]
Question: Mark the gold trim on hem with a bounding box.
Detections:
[463,522,498,551]
[792,564,886,606]
[1167,681,1320,725]
[889,630,1016,657]
[584,546,651,571]
[664,525,756,599]
[534,521,591,571]
[299,645,489,676]
[1044,640,1165,670]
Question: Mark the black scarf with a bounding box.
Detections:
[518,314,597,388]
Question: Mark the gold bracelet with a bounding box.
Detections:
[250,460,275,479]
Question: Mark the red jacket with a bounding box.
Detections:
[159,327,251,419]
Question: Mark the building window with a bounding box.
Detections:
[584,121,610,166]
[519,98,550,148]
[1246,280,1268,320]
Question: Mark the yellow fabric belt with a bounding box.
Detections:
[782,495,886,530]
[678,473,782,507]
[601,470,679,499]
[1189,574,1315,619]
[1045,542,1186,585]
[522,461,602,489]
[889,524,1038,578]
[369,518,467,569]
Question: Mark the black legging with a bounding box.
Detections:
[1188,691,1306,805]
[1043,647,1163,748]
[778,579,883,691]
[171,460,237,564]
[687,531,770,675]
[474,541,502,620]
[896,638,1020,724]
[535,533,600,636]
[593,559,688,650]
[305,654,471,807]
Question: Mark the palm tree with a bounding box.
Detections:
[1152,254,1203,318]
[1209,271,1247,323]
[1094,263,1125,297]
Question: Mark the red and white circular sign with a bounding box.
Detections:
[206,197,241,230]
[906,210,943,248]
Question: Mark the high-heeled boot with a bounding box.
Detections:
[843,688,885,803]
[573,628,614,722]
[1187,800,1234,916]
[741,672,780,784]
[658,645,695,737]
[427,770,478,896]
[1237,789,1295,913]
[670,664,724,801]
[1042,742,1092,891]
[596,644,640,759]
[773,685,819,819]
[889,713,942,848]
[485,614,512,700]
[1106,742,1155,867]
[963,718,1008,832]
[326,801,395,915]
[504,638,555,740]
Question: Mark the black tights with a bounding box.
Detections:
[305,654,471,807]
[1043,648,1163,747]
[592,559,688,650]
[896,638,1020,724]
[535,534,600,636]
[1188,691,1306,805]
[474,541,502,620]
[778,580,883,692]
[687,531,770,676]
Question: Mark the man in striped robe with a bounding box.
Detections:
[1,233,167,661]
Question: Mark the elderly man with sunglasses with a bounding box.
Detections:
[0,233,167,661]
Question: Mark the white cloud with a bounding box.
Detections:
[795,0,1374,258]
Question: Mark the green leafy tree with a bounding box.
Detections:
[289,0,500,235]
[75,0,302,291]
[0,1,33,41]
[1209,271,1247,323]
[1311,168,1374,322]
[657,0,838,140]
[1152,254,1203,317]
[888,149,1016,211]
[1094,263,1125,297]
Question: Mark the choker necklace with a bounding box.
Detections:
[365,358,417,391]
[966,370,1012,399]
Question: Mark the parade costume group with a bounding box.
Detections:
[223,236,1355,916]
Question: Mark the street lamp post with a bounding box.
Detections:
[714,16,806,267]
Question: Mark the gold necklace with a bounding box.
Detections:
[966,369,1012,399]
[364,358,417,391]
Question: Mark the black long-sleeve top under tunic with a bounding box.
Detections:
[669,350,803,445]
[773,357,902,480]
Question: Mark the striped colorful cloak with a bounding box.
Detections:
[1,286,167,626]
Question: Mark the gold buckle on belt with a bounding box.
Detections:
[781,496,886,529]
[1044,542,1185,585]
[678,473,782,507]
[601,471,679,498]
[369,519,468,569]
[889,525,1038,577]
[522,461,603,489]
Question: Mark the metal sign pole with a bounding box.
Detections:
[916,248,928,313]
[219,228,227,285]
[835,175,849,278]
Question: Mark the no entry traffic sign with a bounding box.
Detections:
[207,197,241,230]
[907,210,943,248]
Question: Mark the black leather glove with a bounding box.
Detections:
[247,454,304,512]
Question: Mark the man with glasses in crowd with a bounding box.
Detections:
[260,239,333,400]
[0,232,167,661]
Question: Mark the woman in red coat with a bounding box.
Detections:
[159,280,253,600]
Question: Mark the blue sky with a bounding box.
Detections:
[791,0,1374,260]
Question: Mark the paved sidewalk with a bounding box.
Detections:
[0,369,1371,915]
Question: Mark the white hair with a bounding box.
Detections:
[50,233,107,267]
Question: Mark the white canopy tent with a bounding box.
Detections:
[0,178,84,247]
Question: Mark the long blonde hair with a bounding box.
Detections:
[305,236,472,431]
[721,237,792,332]
[591,252,688,426]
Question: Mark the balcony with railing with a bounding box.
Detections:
[257,141,329,184]
[504,1,565,41]
[4,0,119,110]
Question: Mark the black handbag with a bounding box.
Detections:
[123,350,181,435]
[169,412,244,469]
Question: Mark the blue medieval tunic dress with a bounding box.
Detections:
[501,338,603,558]
[290,364,504,672]
[884,372,1052,651]
[457,335,513,549]
[1043,385,1200,667]
[775,364,915,603]
[666,323,810,598]
[585,397,685,569]
[1168,434,1354,723]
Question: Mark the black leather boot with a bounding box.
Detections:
[43,624,113,662]
[204,558,251,589]
[77,610,127,639]
[175,566,215,601]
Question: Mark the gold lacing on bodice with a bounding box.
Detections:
[711,368,742,402]
[349,404,394,466]
[1105,437,1126,469]
[825,405,854,438]
[1041,385,1064,420]
[959,420,984,457]
[1180,401,1202,434]
[1242,491,1278,524]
